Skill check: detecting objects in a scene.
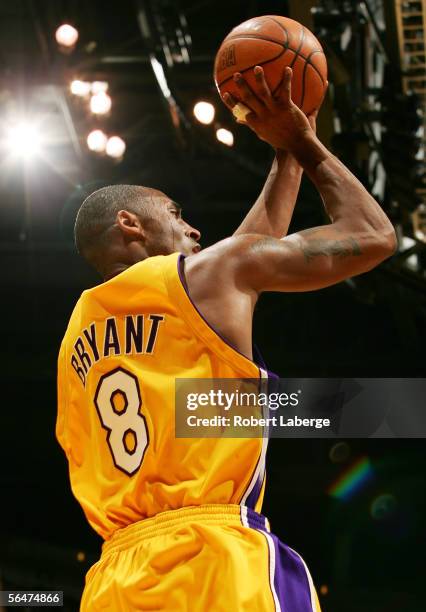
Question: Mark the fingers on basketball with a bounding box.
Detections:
[222,92,237,110]
[275,67,293,106]
[233,73,264,115]
[253,66,274,109]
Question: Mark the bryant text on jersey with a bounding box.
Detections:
[70,314,165,386]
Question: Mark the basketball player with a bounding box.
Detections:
[57,67,396,611]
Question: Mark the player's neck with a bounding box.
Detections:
[101,242,150,281]
[103,263,132,281]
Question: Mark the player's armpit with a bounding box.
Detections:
[236,226,395,293]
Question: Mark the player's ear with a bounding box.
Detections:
[116,210,145,239]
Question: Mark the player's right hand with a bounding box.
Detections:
[222,67,322,152]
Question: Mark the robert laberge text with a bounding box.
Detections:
[187,415,330,429]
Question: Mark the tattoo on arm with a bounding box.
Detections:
[302,237,362,263]
[248,235,362,267]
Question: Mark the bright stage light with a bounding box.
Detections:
[216,128,234,147]
[55,24,79,48]
[70,80,91,97]
[6,122,42,158]
[87,130,108,152]
[193,101,215,125]
[90,92,112,115]
[91,81,109,94]
[106,136,126,159]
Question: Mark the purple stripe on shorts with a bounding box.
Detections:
[246,510,314,612]
[270,534,314,612]
[246,507,268,531]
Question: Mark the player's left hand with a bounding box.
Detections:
[222,66,326,150]
[307,108,319,133]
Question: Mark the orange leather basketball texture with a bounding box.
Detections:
[214,15,327,115]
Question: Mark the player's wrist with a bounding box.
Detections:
[275,148,296,163]
[274,148,303,179]
[288,132,329,174]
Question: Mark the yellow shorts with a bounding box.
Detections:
[81,504,321,611]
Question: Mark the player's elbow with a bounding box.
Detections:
[376,227,397,260]
[363,227,397,269]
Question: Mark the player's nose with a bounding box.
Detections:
[185,224,201,242]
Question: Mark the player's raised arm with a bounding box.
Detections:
[226,227,392,294]
[226,67,396,293]
[224,67,311,239]
[232,147,302,239]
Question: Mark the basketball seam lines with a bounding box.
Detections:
[300,54,308,109]
[268,15,324,89]
[301,50,323,109]
[292,26,305,69]
[217,46,288,88]
[219,29,325,86]
[218,37,325,86]
[272,25,306,97]
[268,16,289,47]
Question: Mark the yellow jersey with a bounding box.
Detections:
[56,253,268,540]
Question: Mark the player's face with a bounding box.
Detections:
[143,196,201,257]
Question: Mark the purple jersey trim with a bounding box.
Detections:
[177,254,268,374]
[244,468,265,510]
[244,348,276,511]
[253,344,279,383]
[177,254,274,512]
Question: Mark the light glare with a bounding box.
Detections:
[87,130,108,152]
[70,80,91,97]
[106,136,126,159]
[216,128,234,147]
[193,101,215,125]
[6,122,42,158]
[150,56,171,99]
[91,81,109,94]
[90,92,112,115]
[55,24,79,47]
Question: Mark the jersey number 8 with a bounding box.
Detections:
[94,367,149,476]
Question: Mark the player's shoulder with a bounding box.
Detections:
[183,234,270,298]
[185,233,278,278]
[185,234,263,268]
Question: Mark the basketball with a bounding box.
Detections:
[214,15,327,116]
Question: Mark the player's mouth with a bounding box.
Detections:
[192,244,201,254]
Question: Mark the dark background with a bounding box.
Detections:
[0,1,425,610]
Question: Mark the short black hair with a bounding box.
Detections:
[74,184,161,256]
